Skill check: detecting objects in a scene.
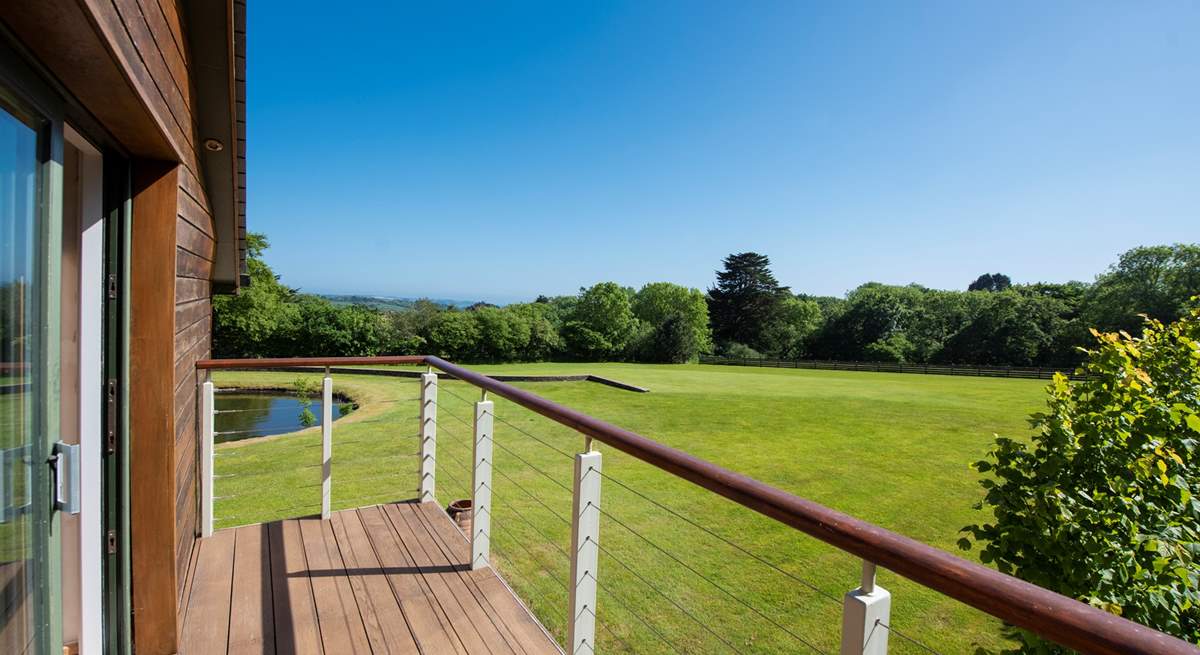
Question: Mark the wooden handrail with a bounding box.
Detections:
[196,355,1198,655]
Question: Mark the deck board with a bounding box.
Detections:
[228,525,275,654]
[180,500,561,655]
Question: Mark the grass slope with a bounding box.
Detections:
[212,363,1046,654]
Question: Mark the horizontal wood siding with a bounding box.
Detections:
[173,183,214,611]
[101,0,220,638]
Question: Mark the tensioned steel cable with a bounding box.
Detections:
[215,502,320,524]
[494,490,573,562]
[593,539,747,655]
[497,518,668,655]
[433,445,473,489]
[490,438,574,495]
[214,441,320,458]
[593,580,684,655]
[873,621,944,655]
[486,411,577,459]
[599,506,829,655]
[214,426,311,438]
[491,518,571,620]
[441,385,591,463]
[438,408,476,430]
[597,470,842,605]
[435,383,484,406]
[489,460,572,528]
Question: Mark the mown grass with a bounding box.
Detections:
[212,363,1047,654]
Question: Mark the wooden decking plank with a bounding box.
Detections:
[268,519,323,655]
[298,516,372,654]
[382,502,505,655]
[415,501,562,655]
[180,528,236,654]
[393,502,521,655]
[330,509,421,653]
[228,524,276,654]
[358,505,467,655]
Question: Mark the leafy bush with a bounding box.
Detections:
[961,305,1200,649]
[721,342,762,359]
[293,377,319,427]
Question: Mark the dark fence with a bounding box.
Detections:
[698,354,1088,380]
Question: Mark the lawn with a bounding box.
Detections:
[211,363,1048,654]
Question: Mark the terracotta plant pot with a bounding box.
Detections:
[447,498,473,533]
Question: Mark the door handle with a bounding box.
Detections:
[51,441,80,514]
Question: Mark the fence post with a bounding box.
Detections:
[841,560,890,655]
[419,372,438,503]
[568,449,603,655]
[471,399,494,570]
[321,369,333,520]
[200,371,214,537]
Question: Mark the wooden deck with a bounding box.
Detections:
[179,500,561,654]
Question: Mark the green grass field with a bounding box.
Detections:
[212,363,1047,654]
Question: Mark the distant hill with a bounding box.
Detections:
[319,294,479,311]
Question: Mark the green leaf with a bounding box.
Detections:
[1187,414,1200,434]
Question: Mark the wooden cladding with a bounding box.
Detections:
[130,162,182,655]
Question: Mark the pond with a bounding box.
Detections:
[214,392,353,443]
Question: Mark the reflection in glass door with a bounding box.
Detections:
[1,98,43,654]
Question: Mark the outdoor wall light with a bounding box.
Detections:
[203,138,224,152]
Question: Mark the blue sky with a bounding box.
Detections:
[247,1,1198,303]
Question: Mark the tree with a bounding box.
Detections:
[288,296,389,356]
[1084,244,1200,335]
[427,311,481,360]
[968,273,1013,292]
[563,282,640,360]
[633,282,713,360]
[213,233,300,357]
[707,252,790,351]
[644,312,696,363]
[759,296,822,358]
[506,302,564,361]
[938,291,1059,366]
[961,305,1200,649]
[810,283,923,361]
[471,306,531,362]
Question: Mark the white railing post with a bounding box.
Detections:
[321,370,333,520]
[841,560,890,655]
[200,371,214,537]
[419,372,438,503]
[568,449,602,654]
[471,399,494,570]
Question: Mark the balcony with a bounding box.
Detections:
[179,500,556,654]
[182,356,1196,655]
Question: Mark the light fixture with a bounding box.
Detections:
[203,138,224,152]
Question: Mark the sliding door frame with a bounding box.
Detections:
[1,26,133,655]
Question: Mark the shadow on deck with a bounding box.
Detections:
[179,500,560,654]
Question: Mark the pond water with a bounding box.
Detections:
[214,392,352,443]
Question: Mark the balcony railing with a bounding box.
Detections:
[195,355,1197,655]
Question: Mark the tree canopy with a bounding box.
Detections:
[707,252,790,350]
[968,273,1013,292]
[215,236,1200,370]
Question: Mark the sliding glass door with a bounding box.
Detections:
[0,91,53,655]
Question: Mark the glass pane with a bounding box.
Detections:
[0,101,40,654]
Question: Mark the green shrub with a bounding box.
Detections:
[961,304,1200,650]
[721,342,762,359]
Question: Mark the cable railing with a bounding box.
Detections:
[196,355,1198,655]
